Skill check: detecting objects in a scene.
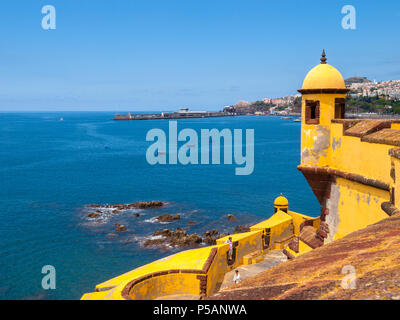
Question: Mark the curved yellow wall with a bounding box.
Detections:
[127,272,201,300]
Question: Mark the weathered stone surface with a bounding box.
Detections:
[208,214,400,300]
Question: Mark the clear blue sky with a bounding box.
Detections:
[0,0,399,111]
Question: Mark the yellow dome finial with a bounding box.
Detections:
[320,49,327,64]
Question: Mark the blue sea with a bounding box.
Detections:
[0,112,319,300]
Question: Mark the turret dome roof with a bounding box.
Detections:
[274,194,289,207]
[301,50,346,90]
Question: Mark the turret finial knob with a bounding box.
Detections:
[320,49,327,64]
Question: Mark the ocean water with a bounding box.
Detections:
[0,112,320,300]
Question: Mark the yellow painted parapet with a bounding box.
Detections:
[81,195,317,300]
[328,121,393,186]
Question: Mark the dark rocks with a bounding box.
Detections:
[144,227,237,248]
[137,201,164,209]
[156,213,180,223]
[88,201,165,210]
[233,225,250,234]
[203,230,219,237]
[203,237,217,245]
[202,229,220,245]
[143,237,165,247]
[142,222,252,249]
[144,228,202,248]
[87,213,100,218]
[187,221,197,226]
[218,233,230,239]
[153,229,174,237]
[115,224,127,232]
[85,201,165,222]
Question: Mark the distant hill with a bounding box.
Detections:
[345,77,371,87]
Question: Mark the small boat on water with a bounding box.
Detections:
[293,118,301,122]
[59,117,64,121]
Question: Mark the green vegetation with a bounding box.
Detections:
[225,95,400,115]
[251,100,274,110]
[346,95,400,114]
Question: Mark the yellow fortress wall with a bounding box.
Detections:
[81,197,317,300]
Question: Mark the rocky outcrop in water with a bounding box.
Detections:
[142,226,245,248]
[88,200,165,210]
[144,228,202,248]
[115,224,127,232]
[85,201,165,221]
[156,213,180,222]
[233,225,250,233]
[87,212,101,218]
[202,230,220,245]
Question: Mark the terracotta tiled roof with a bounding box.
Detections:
[344,120,391,138]
[361,128,400,146]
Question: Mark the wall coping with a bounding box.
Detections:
[297,165,390,191]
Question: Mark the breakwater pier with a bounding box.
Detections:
[113,108,233,120]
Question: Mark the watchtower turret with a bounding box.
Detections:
[298,50,349,167]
